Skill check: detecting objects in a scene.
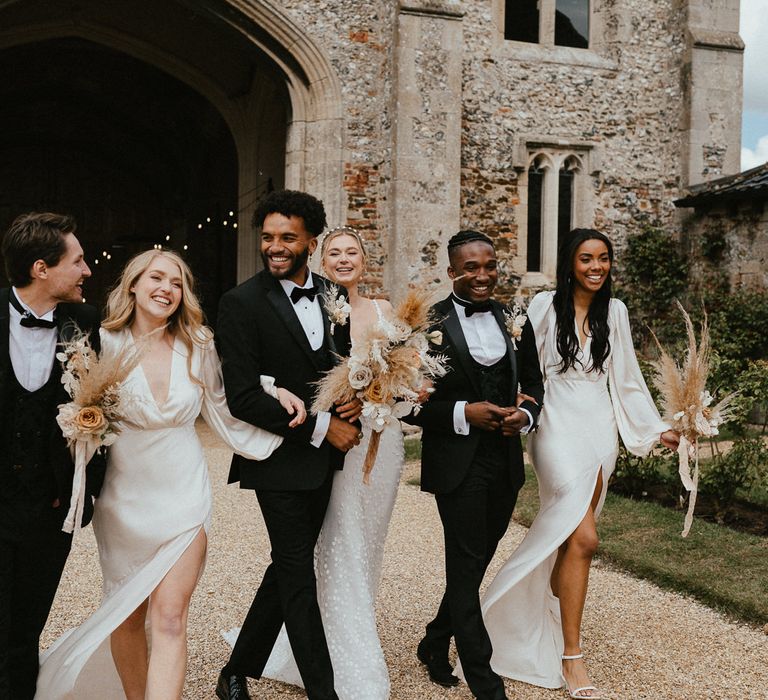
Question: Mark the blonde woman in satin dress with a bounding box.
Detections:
[477,230,679,699]
[36,250,305,700]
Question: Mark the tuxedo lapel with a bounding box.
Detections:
[0,289,10,391]
[440,298,483,396]
[491,302,519,406]
[263,274,324,370]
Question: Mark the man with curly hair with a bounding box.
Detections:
[215,189,361,700]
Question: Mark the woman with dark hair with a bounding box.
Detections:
[476,229,678,698]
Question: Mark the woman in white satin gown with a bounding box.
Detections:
[477,230,678,699]
[260,227,406,700]
[36,250,304,700]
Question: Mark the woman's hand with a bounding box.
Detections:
[515,392,536,408]
[277,388,307,428]
[660,429,680,451]
[416,378,434,404]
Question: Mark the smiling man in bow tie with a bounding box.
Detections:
[0,212,102,700]
[215,189,361,700]
[405,230,544,700]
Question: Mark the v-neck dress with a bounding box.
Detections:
[474,291,669,689]
[35,328,283,699]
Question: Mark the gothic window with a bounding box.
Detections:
[522,151,586,279]
[504,0,590,49]
[526,156,547,272]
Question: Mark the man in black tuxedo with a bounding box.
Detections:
[0,212,102,700]
[408,230,544,700]
[215,190,361,700]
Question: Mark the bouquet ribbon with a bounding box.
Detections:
[676,434,699,538]
[63,438,99,534]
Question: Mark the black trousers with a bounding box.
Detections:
[226,468,338,700]
[0,501,72,700]
[425,444,518,700]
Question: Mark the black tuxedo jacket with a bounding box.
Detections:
[216,270,352,491]
[0,287,104,529]
[407,295,544,495]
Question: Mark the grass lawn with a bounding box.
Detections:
[403,437,768,627]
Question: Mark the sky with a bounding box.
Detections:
[740,0,768,170]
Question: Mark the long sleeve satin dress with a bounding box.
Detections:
[477,291,669,689]
[35,328,283,699]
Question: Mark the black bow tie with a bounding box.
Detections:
[290,285,319,304]
[9,290,57,329]
[452,294,492,317]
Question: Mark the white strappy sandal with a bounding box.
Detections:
[561,653,605,699]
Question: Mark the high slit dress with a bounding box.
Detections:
[35,328,283,699]
[476,291,669,689]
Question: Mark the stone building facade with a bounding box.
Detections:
[0,0,745,307]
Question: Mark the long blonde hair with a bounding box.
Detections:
[103,249,211,384]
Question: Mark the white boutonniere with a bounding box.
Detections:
[322,284,351,334]
[503,301,527,349]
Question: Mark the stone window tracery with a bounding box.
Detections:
[513,144,596,285]
[504,0,590,49]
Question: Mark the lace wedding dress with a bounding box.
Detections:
[257,301,406,700]
[470,291,669,689]
[35,328,283,699]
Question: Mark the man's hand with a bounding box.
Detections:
[500,408,529,436]
[465,401,510,431]
[335,397,363,423]
[326,415,363,452]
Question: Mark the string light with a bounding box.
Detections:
[197,223,202,229]
[233,223,238,229]
[229,210,234,216]
[107,254,111,260]
[223,220,228,226]
[94,259,99,264]
[206,217,211,223]
[183,244,188,250]
[165,235,170,241]
[102,251,107,256]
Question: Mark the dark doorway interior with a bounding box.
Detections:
[0,37,238,322]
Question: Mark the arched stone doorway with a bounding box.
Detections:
[0,0,344,319]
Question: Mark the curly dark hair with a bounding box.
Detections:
[553,228,614,374]
[2,212,76,287]
[252,189,327,237]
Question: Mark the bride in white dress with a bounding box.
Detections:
[258,227,406,700]
[477,230,678,699]
[35,250,305,700]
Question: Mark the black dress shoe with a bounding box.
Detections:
[216,671,252,700]
[416,639,460,687]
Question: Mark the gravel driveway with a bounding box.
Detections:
[42,423,767,699]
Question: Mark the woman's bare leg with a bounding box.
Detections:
[555,470,604,697]
[111,599,149,700]
[145,529,207,700]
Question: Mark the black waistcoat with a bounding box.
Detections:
[1,368,60,502]
[469,351,512,407]
[469,351,512,456]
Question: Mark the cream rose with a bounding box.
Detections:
[348,364,374,390]
[74,406,108,435]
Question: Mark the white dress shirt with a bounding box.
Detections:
[9,287,58,392]
[450,296,533,436]
[279,273,331,446]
